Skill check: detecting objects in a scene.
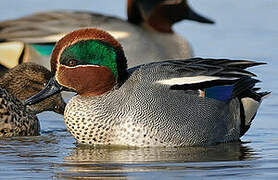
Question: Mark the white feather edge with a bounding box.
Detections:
[156,76,238,85]
[63,64,101,68]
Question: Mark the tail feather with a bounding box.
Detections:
[259,91,271,99]
[232,77,260,98]
[239,90,270,137]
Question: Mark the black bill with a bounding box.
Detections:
[137,0,214,24]
[25,77,64,105]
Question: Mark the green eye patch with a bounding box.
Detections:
[60,40,117,77]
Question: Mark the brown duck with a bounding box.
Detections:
[0,63,66,137]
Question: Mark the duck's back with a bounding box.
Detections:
[0,11,192,69]
[0,89,39,137]
[114,66,241,146]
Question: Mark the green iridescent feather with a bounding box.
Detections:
[31,44,55,56]
[61,40,118,77]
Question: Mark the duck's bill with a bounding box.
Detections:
[138,0,214,24]
[25,77,64,105]
[186,5,214,24]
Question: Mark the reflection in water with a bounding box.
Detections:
[66,142,255,162]
[57,142,257,179]
[0,131,74,179]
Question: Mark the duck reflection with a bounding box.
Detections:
[57,142,257,179]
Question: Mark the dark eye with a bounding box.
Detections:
[54,105,59,110]
[67,59,78,67]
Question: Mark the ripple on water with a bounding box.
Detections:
[54,142,257,179]
[0,0,278,179]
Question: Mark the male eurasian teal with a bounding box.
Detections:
[0,62,66,137]
[25,28,269,147]
[0,0,213,70]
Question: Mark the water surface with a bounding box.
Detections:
[0,0,277,179]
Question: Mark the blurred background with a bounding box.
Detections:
[1,0,277,60]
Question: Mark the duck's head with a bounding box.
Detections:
[0,62,66,114]
[25,28,128,105]
[127,0,214,33]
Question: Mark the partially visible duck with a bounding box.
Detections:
[128,0,214,32]
[0,0,213,70]
[26,29,269,147]
[0,62,66,137]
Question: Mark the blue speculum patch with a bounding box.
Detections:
[205,85,234,101]
[31,44,55,56]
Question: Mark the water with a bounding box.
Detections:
[0,0,278,179]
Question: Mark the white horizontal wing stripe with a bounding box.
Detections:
[156,76,238,85]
